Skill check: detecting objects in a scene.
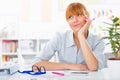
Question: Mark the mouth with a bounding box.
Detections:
[74,24,80,28]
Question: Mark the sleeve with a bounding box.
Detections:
[92,37,106,70]
[32,32,61,65]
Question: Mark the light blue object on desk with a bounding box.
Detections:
[0,65,18,75]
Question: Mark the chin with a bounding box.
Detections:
[73,30,79,34]
[73,28,81,32]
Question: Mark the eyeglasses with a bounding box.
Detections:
[32,65,46,73]
[18,65,46,75]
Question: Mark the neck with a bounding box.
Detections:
[73,32,80,49]
[73,30,89,39]
[73,31,89,50]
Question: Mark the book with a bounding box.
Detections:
[0,65,18,75]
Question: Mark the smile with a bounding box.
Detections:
[74,24,80,27]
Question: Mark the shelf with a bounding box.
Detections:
[1,61,18,67]
[21,52,37,55]
[1,53,18,55]
[0,38,50,68]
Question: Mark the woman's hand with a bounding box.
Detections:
[78,16,91,38]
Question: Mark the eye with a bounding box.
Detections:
[68,16,73,19]
[77,13,81,17]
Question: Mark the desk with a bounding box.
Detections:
[2,68,120,80]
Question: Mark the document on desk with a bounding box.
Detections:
[9,72,48,80]
[64,70,89,76]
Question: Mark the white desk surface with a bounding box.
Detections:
[1,68,120,80]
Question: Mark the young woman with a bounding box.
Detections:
[33,2,105,71]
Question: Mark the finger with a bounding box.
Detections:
[32,65,39,72]
[84,17,91,28]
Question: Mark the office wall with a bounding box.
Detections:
[0,0,21,38]
[0,0,80,39]
[0,0,120,40]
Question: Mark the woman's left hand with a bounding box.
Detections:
[78,16,91,38]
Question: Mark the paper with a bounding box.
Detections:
[64,70,89,76]
[8,72,48,80]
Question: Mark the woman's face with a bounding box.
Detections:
[67,13,86,33]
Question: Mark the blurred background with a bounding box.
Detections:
[0,0,120,62]
[0,0,119,38]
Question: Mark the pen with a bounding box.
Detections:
[71,72,88,74]
[52,71,65,76]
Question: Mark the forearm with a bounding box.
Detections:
[34,61,70,70]
[34,61,89,71]
[79,35,98,71]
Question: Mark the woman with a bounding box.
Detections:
[33,2,105,71]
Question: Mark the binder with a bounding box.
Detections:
[0,65,18,75]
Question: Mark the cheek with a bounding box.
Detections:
[68,21,73,27]
[81,19,86,26]
[69,24,73,29]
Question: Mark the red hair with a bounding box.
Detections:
[65,2,88,20]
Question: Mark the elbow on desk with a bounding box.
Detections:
[89,67,98,71]
[88,65,98,71]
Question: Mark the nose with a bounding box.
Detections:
[72,16,78,22]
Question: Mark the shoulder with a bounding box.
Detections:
[54,30,72,39]
[88,32,103,41]
[88,32,105,46]
[49,30,72,43]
